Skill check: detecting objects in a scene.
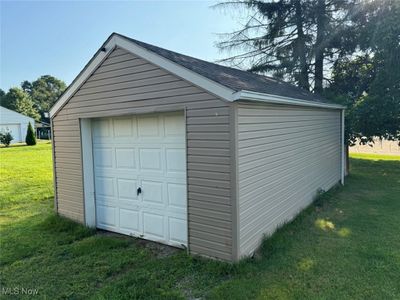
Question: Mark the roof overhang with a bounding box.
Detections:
[233,90,345,110]
[49,34,235,117]
[50,33,344,118]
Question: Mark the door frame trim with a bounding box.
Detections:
[80,118,96,227]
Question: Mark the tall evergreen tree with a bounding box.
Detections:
[25,122,37,146]
[216,0,358,92]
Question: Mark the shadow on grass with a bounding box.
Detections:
[0,212,95,266]
[0,140,51,149]
[1,158,399,299]
[1,207,236,299]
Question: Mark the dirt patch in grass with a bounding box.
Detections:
[97,230,181,258]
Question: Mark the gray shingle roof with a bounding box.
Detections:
[120,34,331,104]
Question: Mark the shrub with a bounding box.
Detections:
[25,122,36,146]
[0,131,13,147]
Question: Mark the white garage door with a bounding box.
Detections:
[0,124,21,143]
[92,112,187,247]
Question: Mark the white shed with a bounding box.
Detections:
[0,106,35,143]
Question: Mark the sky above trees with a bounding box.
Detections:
[0,1,241,90]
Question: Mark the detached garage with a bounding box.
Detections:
[0,106,35,143]
[50,33,345,261]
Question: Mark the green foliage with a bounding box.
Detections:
[1,87,24,110]
[328,55,376,105]
[325,55,376,144]
[219,0,398,144]
[0,87,41,121]
[326,0,400,144]
[217,0,358,91]
[25,122,37,146]
[1,75,66,122]
[15,91,41,121]
[1,144,400,298]
[0,131,13,147]
[360,0,400,141]
[27,75,67,113]
[0,88,5,103]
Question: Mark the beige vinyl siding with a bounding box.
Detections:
[237,102,341,257]
[52,47,233,261]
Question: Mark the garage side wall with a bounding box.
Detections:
[236,102,341,257]
[52,47,234,260]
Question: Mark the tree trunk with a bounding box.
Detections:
[294,0,310,90]
[314,0,326,93]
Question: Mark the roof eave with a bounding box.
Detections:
[233,90,345,110]
[49,33,236,118]
[49,35,118,118]
[50,33,344,118]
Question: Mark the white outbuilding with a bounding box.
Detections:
[0,106,35,143]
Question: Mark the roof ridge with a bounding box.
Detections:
[50,32,341,117]
[114,33,324,102]
[115,33,309,93]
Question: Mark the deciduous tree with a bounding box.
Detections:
[27,75,67,113]
[327,0,400,144]
[0,88,40,121]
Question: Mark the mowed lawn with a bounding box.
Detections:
[1,144,399,299]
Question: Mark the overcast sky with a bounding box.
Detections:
[1,0,243,91]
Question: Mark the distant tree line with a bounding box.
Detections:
[216,0,400,144]
[0,75,66,123]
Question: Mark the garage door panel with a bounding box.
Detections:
[115,148,136,169]
[119,208,140,232]
[113,117,135,137]
[139,148,162,172]
[168,217,187,244]
[166,148,186,175]
[97,205,117,227]
[164,114,185,136]
[93,112,187,247]
[143,212,165,239]
[137,116,159,137]
[92,119,111,137]
[167,183,186,209]
[94,169,136,179]
[117,178,138,200]
[93,148,114,168]
[95,176,115,197]
[142,180,164,205]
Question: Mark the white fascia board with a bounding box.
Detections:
[233,90,345,110]
[50,33,343,117]
[113,35,236,101]
[50,34,236,118]
[50,36,118,117]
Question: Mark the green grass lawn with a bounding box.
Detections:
[1,144,399,299]
[349,152,400,161]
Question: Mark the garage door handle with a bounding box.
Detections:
[137,187,142,195]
